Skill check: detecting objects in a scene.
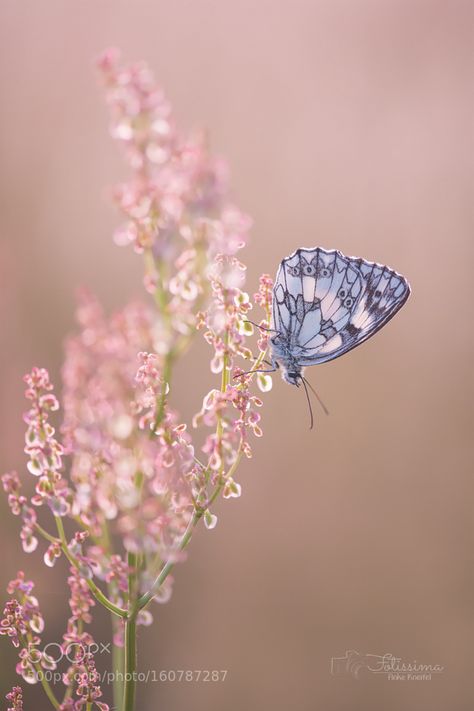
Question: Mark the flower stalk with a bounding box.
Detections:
[122,552,139,711]
[55,516,127,619]
[1,48,274,711]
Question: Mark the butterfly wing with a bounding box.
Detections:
[271,247,410,365]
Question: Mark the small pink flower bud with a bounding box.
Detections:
[257,374,273,392]
[223,479,242,499]
[203,509,217,530]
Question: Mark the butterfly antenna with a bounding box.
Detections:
[300,376,314,430]
[302,376,330,416]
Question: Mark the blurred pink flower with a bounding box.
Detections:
[5,686,23,711]
[96,47,252,346]
[2,48,274,710]
[73,652,109,711]
[23,368,70,517]
[0,574,56,685]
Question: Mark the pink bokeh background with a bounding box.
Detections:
[0,2,472,710]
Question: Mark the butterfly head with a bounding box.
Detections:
[281,366,302,386]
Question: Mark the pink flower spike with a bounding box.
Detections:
[0,51,276,705]
[5,686,23,711]
[22,368,70,516]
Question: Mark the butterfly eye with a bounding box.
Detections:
[338,288,347,299]
[303,264,316,276]
[320,267,331,278]
[374,290,382,299]
[288,265,301,277]
[344,297,354,308]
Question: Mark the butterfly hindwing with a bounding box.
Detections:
[271,247,410,365]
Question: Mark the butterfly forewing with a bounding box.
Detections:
[271,247,410,366]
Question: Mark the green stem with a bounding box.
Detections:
[123,613,137,711]
[102,529,124,709]
[123,551,139,711]
[112,630,125,709]
[34,522,61,545]
[54,516,127,619]
[108,577,124,709]
[38,671,60,709]
[204,310,270,509]
[207,452,243,508]
[137,510,202,611]
[152,352,173,432]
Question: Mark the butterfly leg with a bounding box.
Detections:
[240,354,275,368]
[233,366,278,379]
[243,319,280,334]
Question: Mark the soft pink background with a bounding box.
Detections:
[0,1,472,710]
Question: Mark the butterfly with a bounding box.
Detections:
[257,247,410,424]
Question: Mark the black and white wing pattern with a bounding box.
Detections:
[271,247,410,365]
